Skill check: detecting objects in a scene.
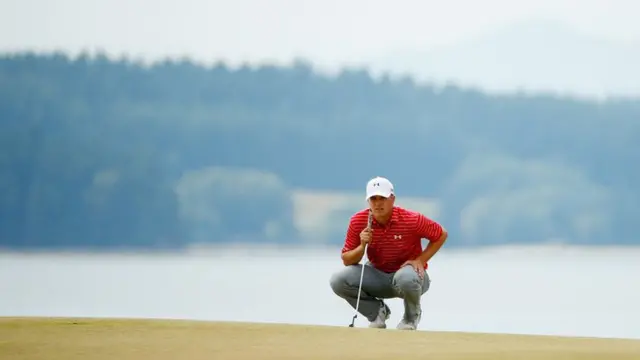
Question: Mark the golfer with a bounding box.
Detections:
[329,176,448,330]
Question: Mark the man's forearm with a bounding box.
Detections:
[341,244,366,266]
[418,232,448,264]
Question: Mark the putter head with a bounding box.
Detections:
[349,314,357,327]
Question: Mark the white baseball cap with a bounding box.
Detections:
[365,176,395,200]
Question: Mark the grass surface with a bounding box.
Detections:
[1,317,639,360]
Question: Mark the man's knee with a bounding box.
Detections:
[329,269,344,294]
[329,265,359,295]
[393,265,429,294]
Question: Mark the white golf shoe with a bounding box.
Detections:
[396,310,421,330]
[368,301,391,329]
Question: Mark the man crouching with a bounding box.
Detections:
[329,176,448,330]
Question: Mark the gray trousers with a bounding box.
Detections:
[329,262,430,322]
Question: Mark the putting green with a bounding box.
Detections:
[1,317,639,360]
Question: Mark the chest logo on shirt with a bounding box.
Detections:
[393,234,402,240]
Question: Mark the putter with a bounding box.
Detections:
[348,210,373,328]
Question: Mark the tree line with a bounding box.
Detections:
[1,51,639,250]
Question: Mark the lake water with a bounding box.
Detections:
[1,245,639,340]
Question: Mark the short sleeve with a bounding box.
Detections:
[415,213,443,242]
[341,215,362,253]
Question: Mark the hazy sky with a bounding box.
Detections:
[2,0,639,96]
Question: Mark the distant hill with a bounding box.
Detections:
[370,19,640,99]
[1,52,639,250]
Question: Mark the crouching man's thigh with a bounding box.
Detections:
[329,264,396,299]
[329,265,364,295]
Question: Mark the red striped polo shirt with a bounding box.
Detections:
[341,206,444,273]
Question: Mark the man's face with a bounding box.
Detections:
[368,195,395,217]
